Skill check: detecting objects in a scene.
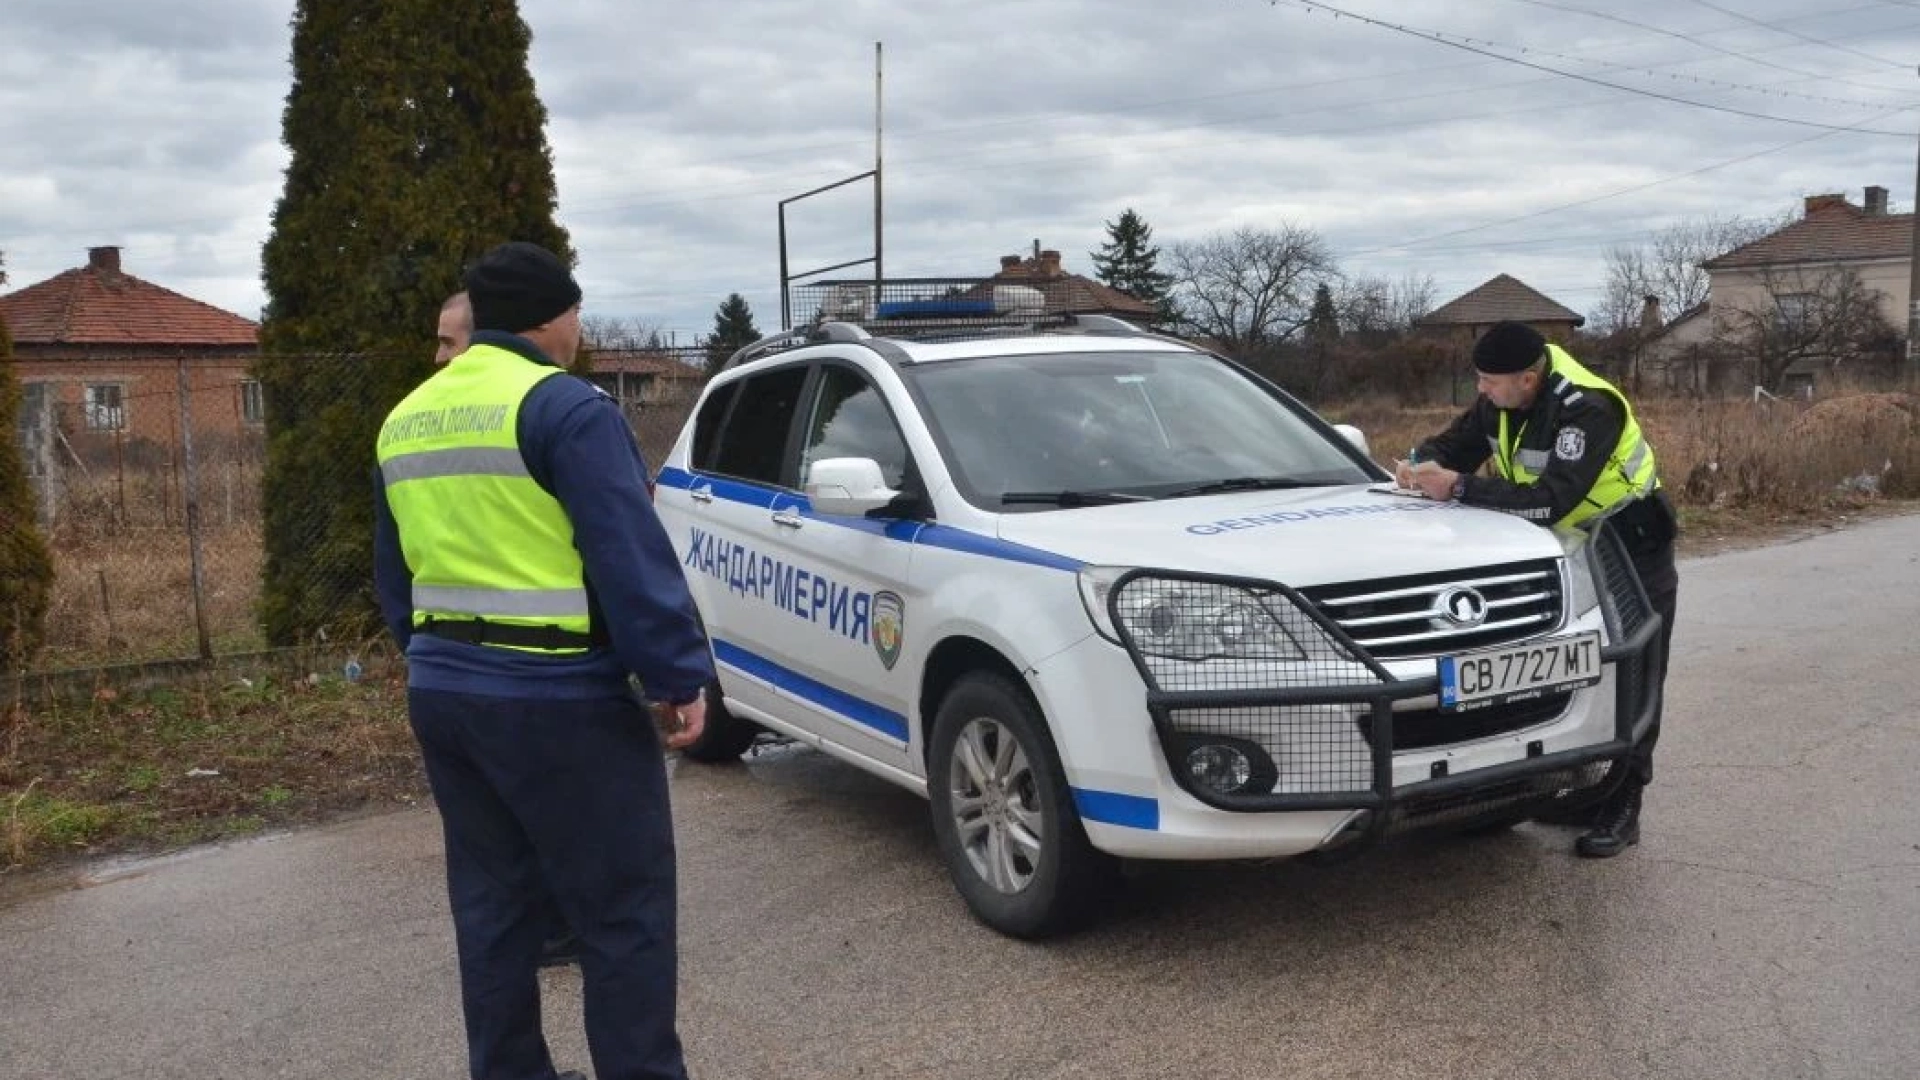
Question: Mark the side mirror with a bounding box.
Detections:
[1332,423,1370,458]
[805,457,900,517]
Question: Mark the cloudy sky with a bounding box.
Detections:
[4,0,1920,342]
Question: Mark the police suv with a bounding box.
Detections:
[656,313,1660,937]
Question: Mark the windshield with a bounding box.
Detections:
[908,349,1375,510]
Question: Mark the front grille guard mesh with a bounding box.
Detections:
[1106,568,1641,824]
[1590,518,1652,640]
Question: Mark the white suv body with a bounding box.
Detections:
[656,320,1660,936]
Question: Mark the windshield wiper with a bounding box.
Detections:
[1160,476,1334,499]
[998,490,1152,507]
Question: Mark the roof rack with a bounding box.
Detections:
[722,321,871,370]
[720,312,1157,372]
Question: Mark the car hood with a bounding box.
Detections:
[994,484,1562,588]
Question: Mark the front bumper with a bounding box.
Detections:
[1105,523,1663,852]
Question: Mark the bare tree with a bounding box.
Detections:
[580,315,669,351]
[1595,213,1786,334]
[1336,272,1437,342]
[1164,224,1339,357]
[1713,267,1901,392]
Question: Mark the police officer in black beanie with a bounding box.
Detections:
[1396,321,1678,858]
[375,240,713,1079]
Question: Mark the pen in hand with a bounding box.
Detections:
[1396,447,1422,489]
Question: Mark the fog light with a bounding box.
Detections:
[1187,743,1253,793]
[1173,735,1279,797]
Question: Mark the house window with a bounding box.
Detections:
[1775,292,1814,330]
[84,383,126,431]
[241,380,266,425]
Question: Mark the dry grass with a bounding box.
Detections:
[39,523,265,669]
[1,660,419,875]
[1324,391,1920,526]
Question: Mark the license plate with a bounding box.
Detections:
[1438,631,1602,712]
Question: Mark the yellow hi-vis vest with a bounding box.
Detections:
[376,343,589,653]
[1492,344,1660,531]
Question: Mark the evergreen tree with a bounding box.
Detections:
[1305,282,1341,348]
[1090,208,1173,316]
[704,293,760,376]
[257,0,572,644]
[0,253,55,665]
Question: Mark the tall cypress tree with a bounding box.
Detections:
[257,0,572,644]
[0,254,55,665]
[704,293,760,375]
[1090,208,1173,317]
[1305,283,1340,347]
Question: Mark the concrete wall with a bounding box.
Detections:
[1706,258,1907,337]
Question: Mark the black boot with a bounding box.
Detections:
[1575,781,1641,858]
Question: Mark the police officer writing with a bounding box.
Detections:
[1395,321,1678,859]
[374,241,714,1080]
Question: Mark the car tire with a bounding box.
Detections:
[678,679,762,763]
[927,672,1117,939]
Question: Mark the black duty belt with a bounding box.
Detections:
[417,618,601,650]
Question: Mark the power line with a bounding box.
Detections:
[1496,0,1917,93]
[1345,104,1914,256]
[12,11,1920,247]
[1272,0,1916,135]
[1680,0,1913,70]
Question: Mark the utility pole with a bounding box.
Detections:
[1909,63,1920,368]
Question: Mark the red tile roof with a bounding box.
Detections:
[980,249,1157,318]
[1417,274,1584,328]
[1702,198,1913,270]
[0,248,257,348]
[587,348,706,378]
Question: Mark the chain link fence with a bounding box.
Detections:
[11,350,701,679]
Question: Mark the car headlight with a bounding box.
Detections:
[1557,529,1602,619]
[1077,567,1308,661]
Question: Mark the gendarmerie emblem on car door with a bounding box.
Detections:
[872,591,905,670]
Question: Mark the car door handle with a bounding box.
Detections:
[770,510,804,529]
[689,486,714,504]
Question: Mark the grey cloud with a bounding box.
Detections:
[7,0,1920,334]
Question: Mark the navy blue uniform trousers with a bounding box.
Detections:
[1628,538,1677,788]
[410,688,687,1080]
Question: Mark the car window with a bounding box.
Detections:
[908,350,1371,507]
[689,380,739,472]
[800,365,910,490]
[705,365,809,486]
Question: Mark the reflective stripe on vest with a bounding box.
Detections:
[1492,344,1659,531]
[376,343,589,653]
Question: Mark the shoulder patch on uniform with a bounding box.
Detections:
[1555,427,1586,461]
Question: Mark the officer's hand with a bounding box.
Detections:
[1410,463,1458,502]
[1394,459,1415,487]
[660,696,707,751]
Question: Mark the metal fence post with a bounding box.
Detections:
[176,360,213,661]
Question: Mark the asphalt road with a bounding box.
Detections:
[4,515,1918,1080]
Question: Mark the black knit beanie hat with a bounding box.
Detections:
[464,242,581,333]
[1472,321,1547,374]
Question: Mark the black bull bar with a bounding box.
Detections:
[1106,530,1662,846]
